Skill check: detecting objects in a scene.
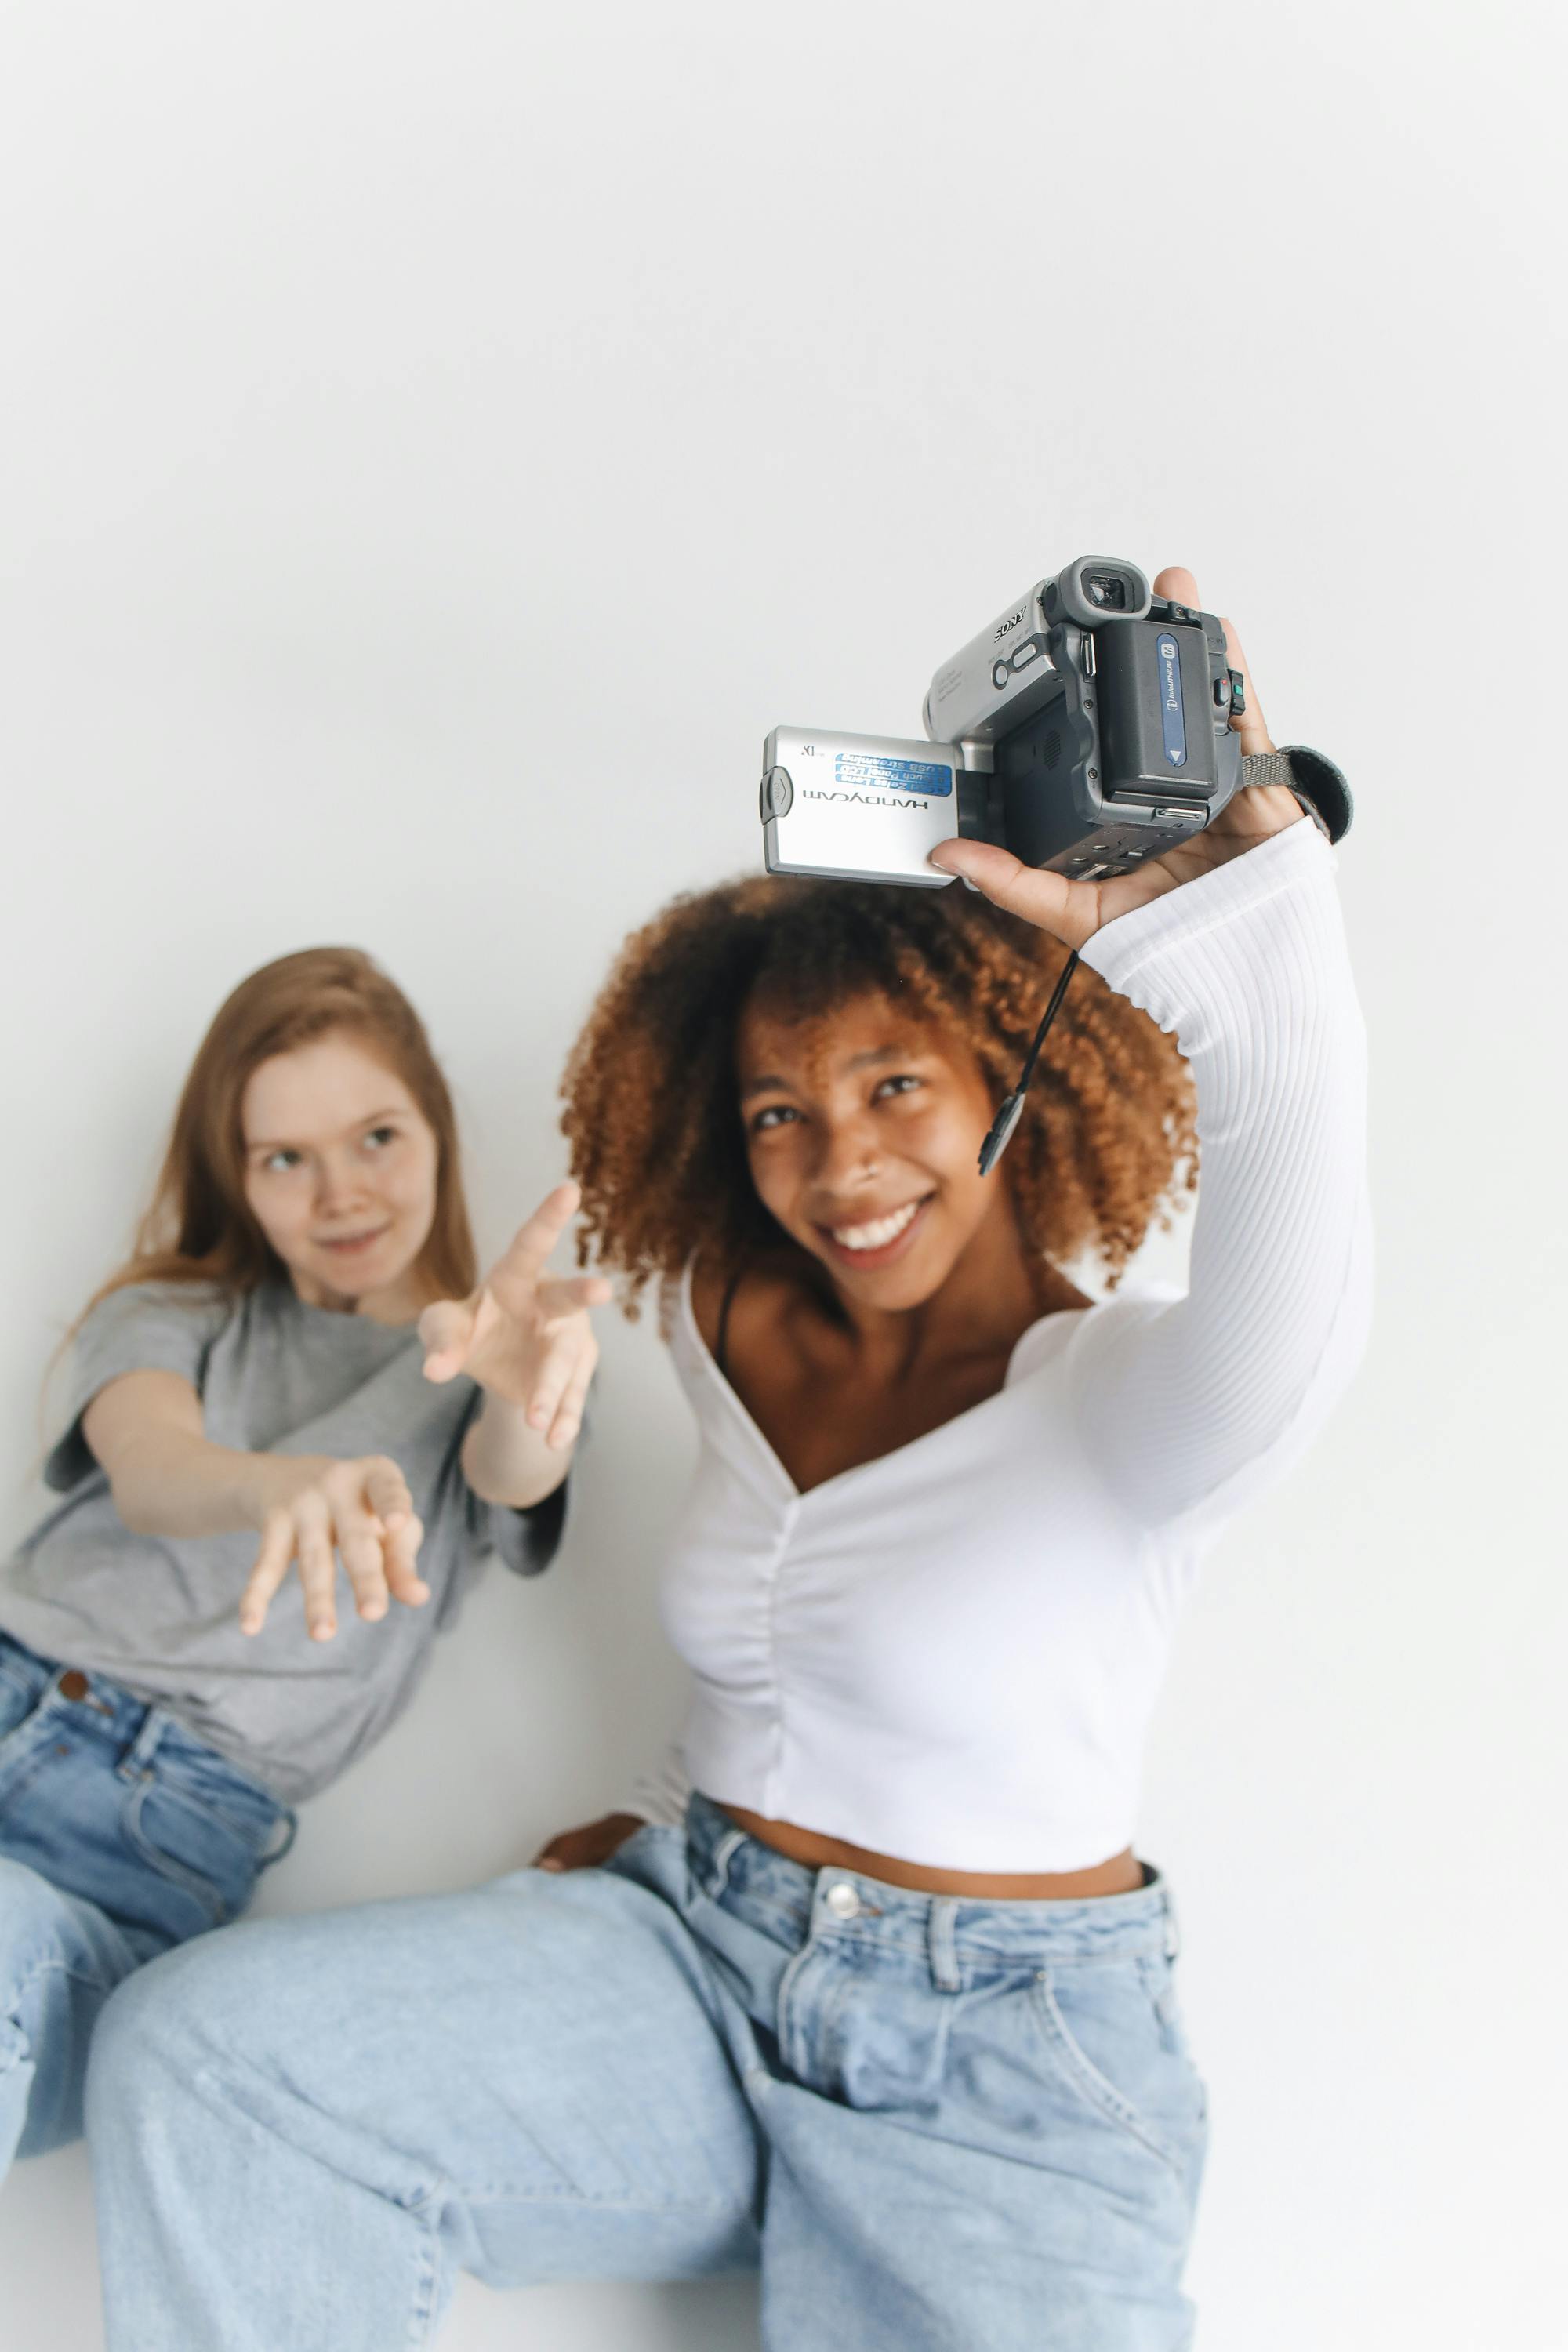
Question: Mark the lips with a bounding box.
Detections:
[315,1225,390,1257]
[816,1193,934,1271]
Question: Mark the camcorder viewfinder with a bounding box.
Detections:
[760,557,1247,889]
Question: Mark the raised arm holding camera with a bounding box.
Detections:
[87,567,1370,2352]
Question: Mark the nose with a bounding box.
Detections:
[314,1152,371,1220]
[811,1111,883,1198]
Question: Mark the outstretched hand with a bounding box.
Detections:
[419,1181,612,1453]
[930,565,1305,949]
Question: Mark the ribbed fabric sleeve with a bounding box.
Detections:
[1072,818,1372,1530]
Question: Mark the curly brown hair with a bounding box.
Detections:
[561,876,1197,1312]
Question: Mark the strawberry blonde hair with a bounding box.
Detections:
[85,948,477,1316]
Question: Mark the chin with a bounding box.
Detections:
[810,1237,953,1312]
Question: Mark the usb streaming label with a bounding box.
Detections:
[1156,633,1188,768]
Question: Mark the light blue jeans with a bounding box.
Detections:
[89,1793,1207,2349]
[0,1630,292,2178]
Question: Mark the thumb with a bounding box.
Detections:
[929,837,1079,943]
[419,1296,477,1382]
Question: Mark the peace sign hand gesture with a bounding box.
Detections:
[419,1181,611,1455]
[930,564,1306,951]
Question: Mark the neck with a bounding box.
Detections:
[289,1264,432,1326]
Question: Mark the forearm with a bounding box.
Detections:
[1074,822,1370,1522]
[461,1391,574,1510]
[106,1428,290,1540]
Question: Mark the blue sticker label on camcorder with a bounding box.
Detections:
[833,753,953,798]
[1156,633,1188,768]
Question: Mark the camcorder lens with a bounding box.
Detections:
[1087,575,1127,610]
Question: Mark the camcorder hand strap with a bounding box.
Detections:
[1242,746,1353,844]
[978,950,1080,1178]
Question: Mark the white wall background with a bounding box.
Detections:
[0,3,1561,2346]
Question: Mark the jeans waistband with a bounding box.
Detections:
[0,1628,294,1852]
[684,1792,1179,1975]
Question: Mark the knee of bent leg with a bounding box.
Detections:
[88,1919,282,2111]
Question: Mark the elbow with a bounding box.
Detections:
[107,1478,162,1537]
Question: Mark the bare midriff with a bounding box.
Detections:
[713,1801,1145,1900]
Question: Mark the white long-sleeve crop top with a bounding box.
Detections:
[637,821,1371,1871]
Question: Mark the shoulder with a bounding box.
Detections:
[76,1276,234,1347]
[689,1250,815,1359]
[687,1257,726,1352]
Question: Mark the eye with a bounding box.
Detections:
[363,1124,400,1150]
[259,1148,303,1174]
[749,1104,801,1135]
[873,1073,924,1102]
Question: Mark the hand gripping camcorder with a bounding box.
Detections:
[760,556,1350,888]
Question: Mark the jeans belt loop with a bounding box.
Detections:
[262,1806,299,1867]
[116,1702,170,1784]
[1161,1884,1181,1962]
[706,1824,747,1904]
[927,1896,962,1994]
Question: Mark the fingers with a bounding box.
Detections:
[523,1331,597,1443]
[531,1814,641,1872]
[348,1461,425,1617]
[240,1508,296,1635]
[1218,614,1275,757]
[293,1497,339,1642]
[546,1351,595,1453]
[362,1459,414,1526]
[488,1182,583,1305]
[382,1512,430,1610]
[1152,564,1275,760]
[534,1274,613,1321]
[336,1512,391,1625]
[419,1295,478,1384]
[1150,564,1201,608]
[929,837,1081,943]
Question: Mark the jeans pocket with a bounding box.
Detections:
[120,1756,266,1931]
[1029,1957,1207,2177]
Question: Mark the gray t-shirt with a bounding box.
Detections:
[0,1280,566,1802]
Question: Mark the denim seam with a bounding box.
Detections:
[774,1933,822,2079]
[3,1951,122,2020]
[408,2226,441,2352]
[1027,1969,1185,2176]
[189,2061,742,2226]
[790,1930,1165,1973]
[454,2181,746,2214]
[119,1775,230,1926]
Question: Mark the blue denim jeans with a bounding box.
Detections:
[89,1793,1208,2350]
[0,1629,292,2176]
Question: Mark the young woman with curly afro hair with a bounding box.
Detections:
[88,571,1370,2352]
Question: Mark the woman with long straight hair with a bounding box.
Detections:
[86,569,1370,2350]
[0,946,604,2187]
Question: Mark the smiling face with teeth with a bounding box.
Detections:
[738,989,1021,1309]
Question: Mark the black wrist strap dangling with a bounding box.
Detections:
[978,950,1080,1178]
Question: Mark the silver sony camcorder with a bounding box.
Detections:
[761,557,1250,889]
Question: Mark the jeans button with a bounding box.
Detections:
[58,1670,89,1702]
[825,1881,861,1920]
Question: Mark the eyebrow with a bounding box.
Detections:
[739,1047,916,1102]
[244,1108,409,1153]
